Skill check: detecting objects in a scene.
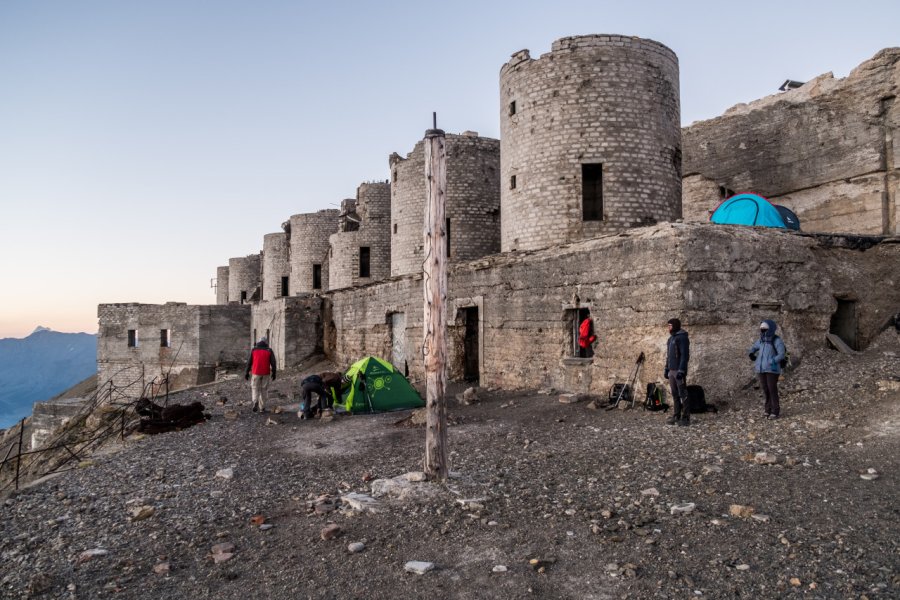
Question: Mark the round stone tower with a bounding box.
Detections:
[500,34,682,252]
[390,132,500,277]
[228,254,261,304]
[328,182,392,290]
[262,232,290,300]
[289,209,340,294]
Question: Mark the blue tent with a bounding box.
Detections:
[710,193,798,229]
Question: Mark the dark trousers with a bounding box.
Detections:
[758,372,780,416]
[668,372,689,419]
[579,344,594,358]
[301,382,329,416]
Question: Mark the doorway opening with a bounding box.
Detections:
[830,298,859,350]
[462,307,479,382]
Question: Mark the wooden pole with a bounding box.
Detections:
[423,119,448,481]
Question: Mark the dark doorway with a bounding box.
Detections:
[359,247,371,278]
[463,307,479,382]
[830,299,859,350]
[280,276,289,297]
[313,264,322,290]
[582,164,603,221]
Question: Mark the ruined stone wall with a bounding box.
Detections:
[290,209,340,294]
[250,297,323,370]
[97,303,250,399]
[216,266,230,305]
[500,35,682,252]
[262,232,290,301]
[227,254,261,304]
[390,133,501,276]
[682,48,900,235]
[328,182,392,289]
[326,224,900,401]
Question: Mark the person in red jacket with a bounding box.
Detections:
[578,316,597,358]
[245,337,276,413]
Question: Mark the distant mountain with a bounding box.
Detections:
[0,329,97,429]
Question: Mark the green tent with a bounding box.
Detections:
[336,356,424,413]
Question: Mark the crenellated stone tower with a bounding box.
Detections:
[500,34,682,252]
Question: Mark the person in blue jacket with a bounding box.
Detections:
[748,319,786,419]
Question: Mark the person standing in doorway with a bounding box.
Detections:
[748,319,786,419]
[664,318,690,426]
[578,315,597,358]
[245,337,276,413]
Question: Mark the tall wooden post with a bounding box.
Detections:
[423,119,448,481]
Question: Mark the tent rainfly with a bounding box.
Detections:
[336,356,424,413]
[710,193,800,230]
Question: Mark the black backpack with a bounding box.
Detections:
[643,383,669,412]
[686,385,717,414]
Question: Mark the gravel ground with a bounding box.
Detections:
[1,333,898,600]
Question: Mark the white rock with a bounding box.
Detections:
[341,492,381,513]
[403,471,427,482]
[641,487,660,497]
[736,564,750,571]
[259,524,274,531]
[670,502,696,515]
[348,542,365,553]
[750,513,771,523]
[492,565,508,573]
[215,468,234,480]
[78,548,108,562]
[404,561,435,575]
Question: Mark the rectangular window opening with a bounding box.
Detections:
[359,247,371,278]
[127,329,138,348]
[280,276,289,297]
[240,290,247,304]
[160,329,170,348]
[393,223,398,235]
[446,218,451,258]
[509,101,516,116]
[582,164,603,221]
[567,308,593,358]
[313,264,322,289]
[510,174,517,190]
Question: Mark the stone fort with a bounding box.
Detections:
[97,35,900,403]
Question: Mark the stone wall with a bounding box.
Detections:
[262,232,291,301]
[325,224,900,401]
[216,266,230,305]
[390,133,501,276]
[328,182,392,290]
[97,303,250,398]
[682,48,900,235]
[290,209,340,294]
[250,297,323,370]
[227,254,261,304]
[500,35,682,252]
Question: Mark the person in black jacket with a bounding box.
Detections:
[298,374,329,420]
[664,318,691,426]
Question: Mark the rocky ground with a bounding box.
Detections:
[1,332,898,600]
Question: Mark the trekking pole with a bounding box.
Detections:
[607,352,645,410]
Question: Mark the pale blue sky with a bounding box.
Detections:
[1,0,897,338]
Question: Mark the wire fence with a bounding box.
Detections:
[0,365,176,495]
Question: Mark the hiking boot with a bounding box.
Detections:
[763,412,770,418]
[678,418,690,427]
[767,414,779,420]
[252,404,258,413]
[666,414,680,425]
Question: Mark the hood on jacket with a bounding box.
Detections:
[759,319,777,341]
[255,339,269,349]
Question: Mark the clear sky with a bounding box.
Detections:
[1,0,897,339]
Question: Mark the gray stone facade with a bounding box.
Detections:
[390,132,500,276]
[215,266,229,305]
[325,224,899,401]
[250,296,323,370]
[97,303,251,398]
[500,35,682,252]
[329,182,392,290]
[682,48,900,235]
[227,254,261,305]
[262,232,291,301]
[290,209,340,294]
